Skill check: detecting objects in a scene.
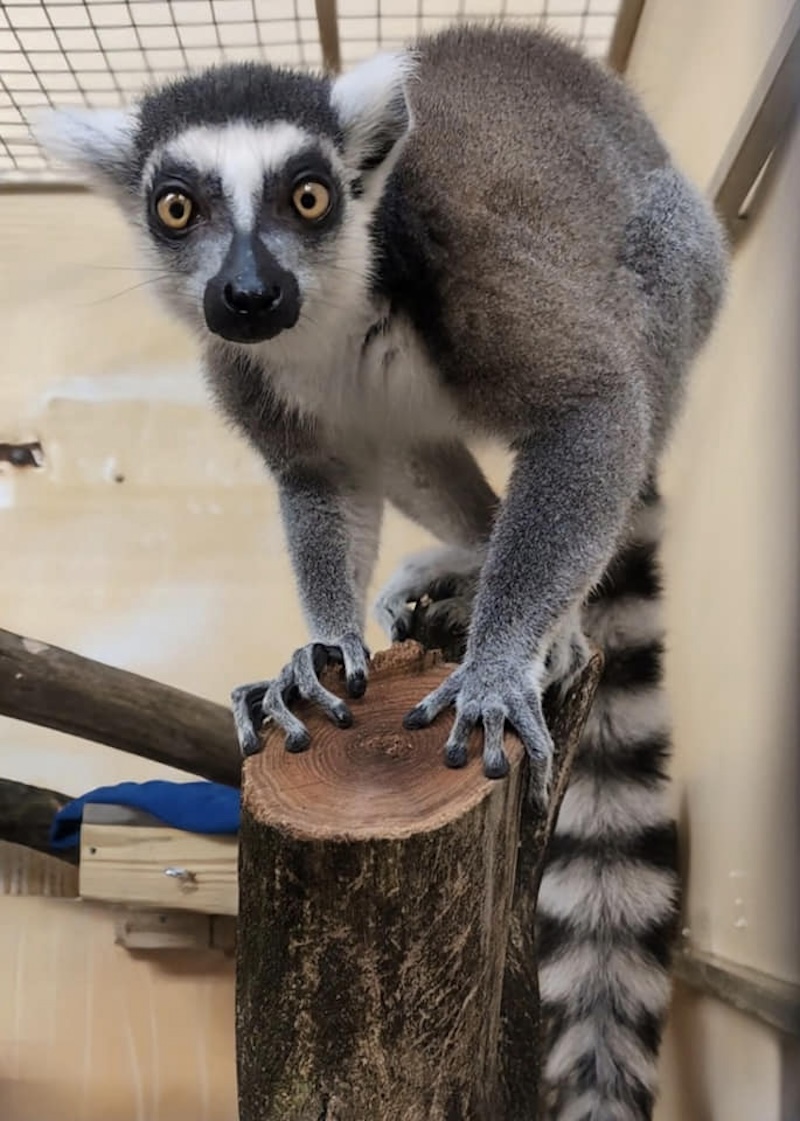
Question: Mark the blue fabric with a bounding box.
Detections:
[50,780,240,851]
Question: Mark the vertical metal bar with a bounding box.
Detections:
[314,0,341,75]
[607,0,646,73]
[709,1,800,237]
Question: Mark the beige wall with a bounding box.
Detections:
[627,0,800,1117]
[0,892,237,1121]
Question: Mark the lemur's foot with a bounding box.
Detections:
[403,657,554,801]
[373,545,482,643]
[230,633,369,757]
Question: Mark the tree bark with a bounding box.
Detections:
[499,653,604,1119]
[0,627,240,786]
[0,777,76,863]
[236,640,602,1121]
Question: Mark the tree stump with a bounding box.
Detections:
[236,640,603,1121]
[499,655,603,1119]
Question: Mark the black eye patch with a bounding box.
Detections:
[280,148,336,188]
[146,164,225,239]
[264,147,343,235]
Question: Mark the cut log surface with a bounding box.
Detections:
[237,641,526,1121]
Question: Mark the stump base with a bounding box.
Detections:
[237,641,526,1121]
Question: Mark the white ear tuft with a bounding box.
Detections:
[331,51,416,172]
[33,107,138,191]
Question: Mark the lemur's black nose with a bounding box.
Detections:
[205,233,300,343]
[223,281,282,315]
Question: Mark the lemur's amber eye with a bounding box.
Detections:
[292,180,331,221]
[155,190,194,230]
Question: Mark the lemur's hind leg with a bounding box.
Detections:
[374,440,497,642]
[374,543,483,643]
[542,603,592,696]
[621,165,728,361]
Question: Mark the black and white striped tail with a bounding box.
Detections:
[538,484,680,1121]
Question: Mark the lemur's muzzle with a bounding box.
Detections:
[204,234,300,343]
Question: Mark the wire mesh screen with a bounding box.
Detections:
[0,0,621,185]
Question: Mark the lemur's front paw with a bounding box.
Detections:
[373,545,481,642]
[230,633,369,757]
[403,658,554,799]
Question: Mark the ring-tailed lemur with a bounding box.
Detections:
[38,25,727,1120]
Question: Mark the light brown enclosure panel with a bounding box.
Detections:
[0,896,237,1121]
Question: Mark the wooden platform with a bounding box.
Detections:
[78,803,238,916]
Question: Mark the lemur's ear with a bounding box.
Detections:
[33,107,138,194]
[331,52,415,174]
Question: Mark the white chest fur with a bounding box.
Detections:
[257,313,462,446]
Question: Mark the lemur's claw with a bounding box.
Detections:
[391,616,410,642]
[230,680,271,757]
[404,659,553,801]
[285,729,312,753]
[230,634,369,757]
[347,669,368,699]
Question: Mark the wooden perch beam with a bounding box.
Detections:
[0,777,75,863]
[236,640,603,1120]
[0,627,240,786]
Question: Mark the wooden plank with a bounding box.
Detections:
[83,803,165,828]
[114,910,237,952]
[114,909,216,950]
[80,823,238,915]
[674,948,800,1038]
[0,840,79,897]
[211,915,237,954]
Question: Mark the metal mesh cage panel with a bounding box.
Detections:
[0,0,621,184]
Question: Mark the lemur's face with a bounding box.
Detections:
[141,123,355,344]
[36,55,413,346]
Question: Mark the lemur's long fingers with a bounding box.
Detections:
[230,680,271,757]
[443,701,510,777]
[287,646,353,730]
[308,635,368,699]
[479,705,510,779]
[262,670,312,753]
[506,694,553,806]
[443,701,478,768]
[403,666,464,730]
[337,633,370,698]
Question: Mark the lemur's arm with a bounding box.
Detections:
[206,350,382,755]
[406,393,649,794]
